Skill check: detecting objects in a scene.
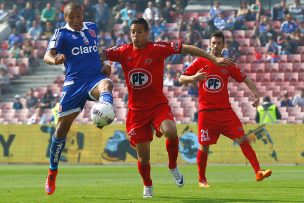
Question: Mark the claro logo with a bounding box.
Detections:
[71,45,98,55]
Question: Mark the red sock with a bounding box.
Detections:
[197,149,208,182]
[137,161,152,186]
[166,137,179,169]
[240,141,261,174]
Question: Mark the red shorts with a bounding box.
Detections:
[198,109,244,145]
[126,103,174,147]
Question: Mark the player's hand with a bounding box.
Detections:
[193,68,207,82]
[99,50,107,61]
[252,94,260,107]
[101,62,112,77]
[214,57,234,66]
[54,54,65,65]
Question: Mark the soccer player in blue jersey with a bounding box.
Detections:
[43,2,113,195]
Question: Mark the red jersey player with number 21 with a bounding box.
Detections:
[179,31,272,188]
[103,18,233,198]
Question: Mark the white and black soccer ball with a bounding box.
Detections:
[91,101,115,128]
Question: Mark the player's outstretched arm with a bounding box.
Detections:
[181,44,234,66]
[243,77,260,107]
[178,69,207,85]
[44,49,66,65]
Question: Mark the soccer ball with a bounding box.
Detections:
[91,101,115,128]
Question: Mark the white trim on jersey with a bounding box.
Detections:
[58,107,81,117]
[64,22,88,32]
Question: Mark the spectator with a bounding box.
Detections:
[0,3,8,22]
[277,35,292,54]
[161,0,176,23]
[39,89,54,109]
[98,31,113,48]
[281,14,298,35]
[112,0,125,22]
[83,0,95,22]
[222,40,240,59]
[288,0,304,22]
[19,2,35,31]
[93,0,110,32]
[27,20,43,40]
[280,92,293,107]
[27,107,49,125]
[25,88,39,109]
[255,96,281,124]
[41,21,54,40]
[0,67,11,95]
[292,88,304,107]
[143,1,159,21]
[40,3,56,25]
[151,18,166,40]
[8,5,23,32]
[210,0,222,20]
[237,1,250,21]
[250,0,262,21]
[164,72,174,86]
[51,102,60,125]
[290,28,304,46]
[9,41,22,59]
[214,12,227,30]
[8,28,23,48]
[265,37,279,63]
[13,94,23,110]
[272,0,289,21]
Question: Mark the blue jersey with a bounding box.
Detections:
[47,22,104,81]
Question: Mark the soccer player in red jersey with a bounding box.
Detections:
[179,31,272,188]
[102,18,233,198]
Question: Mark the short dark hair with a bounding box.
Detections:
[211,31,225,44]
[130,18,149,31]
[64,2,82,15]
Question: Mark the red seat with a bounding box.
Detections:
[284,73,298,82]
[237,38,250,47]
[245,30,255,38]
[2,58,16,67]
[256,73,270,82]
[292,63,304,72]
[233,30,245,39]
[265,63,279,72]
[184,12,198,19]
[245,21,256,30]
[237,55,246,63]
[287,54,301,63]
[165,23,178,31]
[299,73,304,81]
[251,63,265,73]
[239,63,251,73]
[279,63,293,72]
[240,47,255,55]
[296,46,304,54]
[246,55,256,63]
[271,73,284,82]
[279,55,287,63]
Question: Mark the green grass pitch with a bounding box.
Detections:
[0,165,303,202]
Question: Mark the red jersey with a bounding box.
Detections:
[105,42,182,110]
[183,57,246,111]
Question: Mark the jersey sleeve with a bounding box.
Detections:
[182,58,201,76]
[47,28,63,52]
[104,45,126,62]
[229,63,246,83]
[153,41,182,58]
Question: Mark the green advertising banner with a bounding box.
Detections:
[0,124,303,164]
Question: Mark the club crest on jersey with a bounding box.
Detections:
[72,34,77,39]
[145,58,152,65]
[203,75,224,92]
[88,29,96,37]
[128,68,152,89]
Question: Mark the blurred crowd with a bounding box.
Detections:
[1,0,304,124]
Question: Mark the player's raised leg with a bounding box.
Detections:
[136,142,153,198]
[45,112,78,195]
[235,136,272,181]
[160,120,184,187]
[197,145,210,188]
[90,79,114,105]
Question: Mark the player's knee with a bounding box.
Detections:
[138,157,150,165]
[162,128,177,139]
[234,136,247,144]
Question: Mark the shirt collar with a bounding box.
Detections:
[64,23,88,32]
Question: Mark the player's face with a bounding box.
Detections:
[210,37,224,56]
[130,24,149,49]
[64,7,84,31]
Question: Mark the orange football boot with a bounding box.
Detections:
[256,169,272,182]
[45,169,58,195]
[199,181,210,188]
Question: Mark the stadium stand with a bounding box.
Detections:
[0,0,303,124]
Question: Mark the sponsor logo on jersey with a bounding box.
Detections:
[71,45,98,55]
[72,34,77,39]
[128,68,152,89]
[203,75,224,92]
[88,29,96,37]
[221,68,228,74]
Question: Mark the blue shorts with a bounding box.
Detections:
[58,76,110,117]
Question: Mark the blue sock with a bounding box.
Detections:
[99,91,113,104]
[49,135,66,170]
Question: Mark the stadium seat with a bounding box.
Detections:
[296,46,304,54]
[265,63,279,72]
[298,73,304,81]
[222,30,232,39]
[251,63,265,73]
[287,54,301,63]
[237,55,246,63]
[237,38,250,47]
[292,63,304,72]
[169,64,184,73]
[284,73,298,82]
[2,58,16,67]
[245,21,256,30]
[240,47,255,55]
[233,30,245,39]
[246,55,256,63]
[256,73,270,82]
[239,63,251,73]
[270,73,284,82]
[16,58,29,75]
[166,23,178,31]
[245,30,255,38]
[279,55,287,62]
[184,12,198,19]
[279,63,293,72]
[35,40,48,49]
